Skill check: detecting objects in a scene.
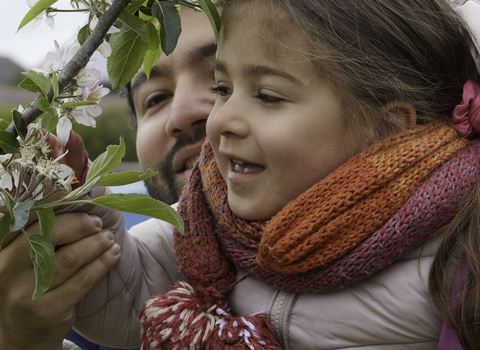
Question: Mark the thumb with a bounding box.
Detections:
[64,131,87,178]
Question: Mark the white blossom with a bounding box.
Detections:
[56,115,73,146]
[18,0,55,34]
[89,17,119,58]
[34,40,61,76]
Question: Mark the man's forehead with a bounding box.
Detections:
[131,40,216,96]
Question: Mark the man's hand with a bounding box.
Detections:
[0,212,120,350]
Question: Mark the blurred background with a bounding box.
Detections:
[0,0,149,228]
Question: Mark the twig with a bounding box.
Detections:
[6,0,132,135]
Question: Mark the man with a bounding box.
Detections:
[126,7,216,204]
[0,6,216,350]
[67,6,217,349]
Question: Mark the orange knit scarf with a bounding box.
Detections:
[199,123,469,276]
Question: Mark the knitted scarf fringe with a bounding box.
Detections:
[141,124,480,350]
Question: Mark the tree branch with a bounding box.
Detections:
[7,0,132,135]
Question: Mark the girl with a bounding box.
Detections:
[72,0,480,349]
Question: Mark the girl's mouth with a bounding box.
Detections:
[231,159,264,174]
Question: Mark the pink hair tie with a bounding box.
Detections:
[451,80,480,138]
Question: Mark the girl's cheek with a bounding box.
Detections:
[206,114,219,143]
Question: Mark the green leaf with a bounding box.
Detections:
[62,175,103,201]
[86,137,126,183]
[143,47,162,80]
[107,27,148,90]
[0,130,21,154]
[143,23,162,79]
[19,77,42,94]
[139,6,152,17]
[77,23,90,46]
[146,22,160,51]
[12,109,28,141]
[119,11,150,42]
[37,208,55,238]
[23,70,51,96]
[99,169,156,187]
[2,190,16,214]
[40,110,59,132]
[152,1,181,55]
[59,101,98,108]
[0,213,12,252]
[125,0,148,14]
[52,71,59,99]
[197,0,221,43]
[90,193,184,233]
[38,97,58,131]
[0,119,10,131]
[23,232,55,299]
[37,96,52,112]
[10,201,35,232]
[17,0,58,32]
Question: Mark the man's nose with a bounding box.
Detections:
[165,77,212,138]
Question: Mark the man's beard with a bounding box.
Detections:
[144,128,206,204]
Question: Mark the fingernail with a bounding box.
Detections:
[108,243,120,256]
[103,229,113,240]
[91,215,102,229]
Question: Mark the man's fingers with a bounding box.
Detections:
[50,229,114,289]
[48,243,121,307]
[64,131,87,177]
[0,212,103,274]
[49,212,103,246]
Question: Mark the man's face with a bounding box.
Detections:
[131,8,216,204]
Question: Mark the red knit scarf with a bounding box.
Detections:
[140,124,480,349]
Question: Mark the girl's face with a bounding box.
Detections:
[207,20,367,221]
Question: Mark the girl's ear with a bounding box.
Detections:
[384,101,417,129]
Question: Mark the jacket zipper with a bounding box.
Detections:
[269,290,298,350]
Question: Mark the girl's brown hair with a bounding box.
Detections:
[220,0,477,142]
[220,0,479,347]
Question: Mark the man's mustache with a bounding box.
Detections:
[160,127,207,177]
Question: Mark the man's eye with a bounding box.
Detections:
[144,93,172,111]
[210,85,232,97]
[254,93,285,105]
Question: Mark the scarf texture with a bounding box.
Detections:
[140,124,480,350]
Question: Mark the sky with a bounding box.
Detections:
[0,0,107,73]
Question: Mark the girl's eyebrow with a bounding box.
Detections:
[215,60,303,85]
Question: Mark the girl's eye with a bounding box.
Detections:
[210,85,232,97]
[144,93,172,111]
[255,93,285,105]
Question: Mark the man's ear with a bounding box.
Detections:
[384,101,417,129]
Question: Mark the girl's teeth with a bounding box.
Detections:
[232,160,264,174]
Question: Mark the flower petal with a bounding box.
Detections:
[57,164,73,180]
[26,0,38,6]
[0,173,13,191]
[107,25,120,34]
[71,108,97,127]
[97,41,112,58]
[17,14,43,34]
[45,14,55,29]
[57,116,73,146]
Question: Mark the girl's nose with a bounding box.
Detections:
[210,94,249,139]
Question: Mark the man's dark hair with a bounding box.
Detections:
[121,82,137,126]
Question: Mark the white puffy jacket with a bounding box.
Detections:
[73,186,443,350]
